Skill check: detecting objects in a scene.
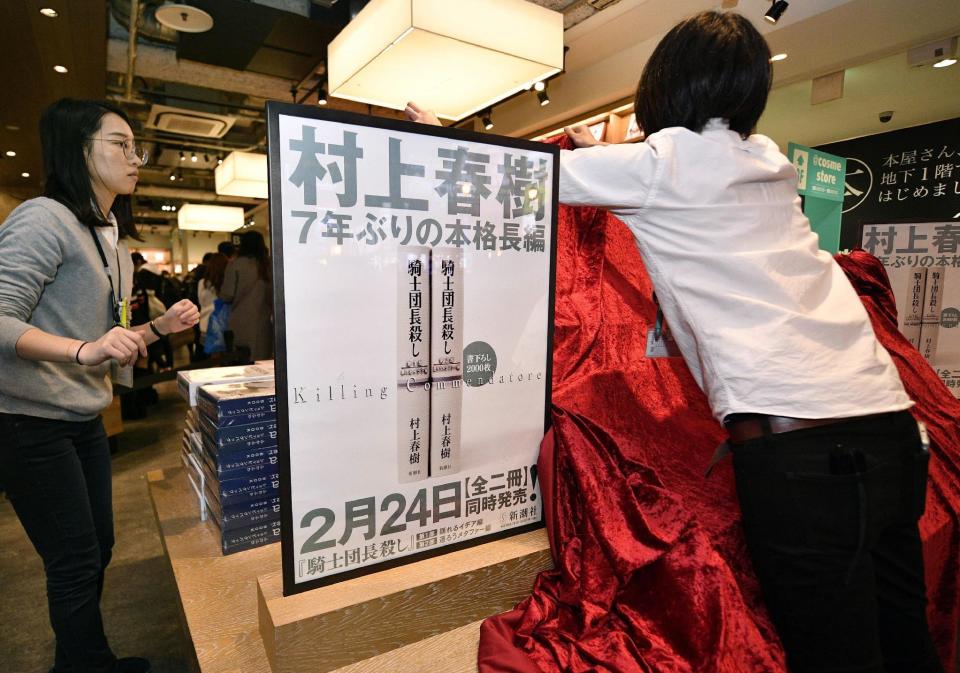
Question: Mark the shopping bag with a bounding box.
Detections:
[204,298,231,354]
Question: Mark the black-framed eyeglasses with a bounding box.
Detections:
[90,136,149,166]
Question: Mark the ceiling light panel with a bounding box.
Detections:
[215,151,268,199]
[178,204,245,232]
[328,0,563,121]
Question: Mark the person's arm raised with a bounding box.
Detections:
[564,124,610,148]
[404,102,442,126]
[130,298,200,345]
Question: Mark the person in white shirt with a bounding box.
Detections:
[405,11,942,673]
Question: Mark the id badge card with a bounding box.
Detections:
[645,327,682,358]
[110,359,134,388]
[645,306,682,358]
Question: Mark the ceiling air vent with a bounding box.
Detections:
[146,105,236,138]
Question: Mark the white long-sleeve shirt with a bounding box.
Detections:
[559,120,911,422]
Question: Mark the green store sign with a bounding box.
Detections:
[787,143,846,203]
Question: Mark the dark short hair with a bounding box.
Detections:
[40,98,141,240]
[238,231,270,282]
[217,241,236,257]
[634,11,772,138]
[201,252,214,264]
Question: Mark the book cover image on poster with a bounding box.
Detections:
[861,221,960,396]
[271,106,555,590]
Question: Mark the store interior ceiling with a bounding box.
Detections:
[0,0,958,231]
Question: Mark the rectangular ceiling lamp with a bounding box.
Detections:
[328,0,563,121]
[215,151,268,199]
[178,204,245,232]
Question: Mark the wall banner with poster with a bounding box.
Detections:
[816,117,960,251]
[860,220,960,397]
[266,103,558,595]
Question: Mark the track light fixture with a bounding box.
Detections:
[169,174,176,181]
[190,152,198,162]
[481,109,494,131]
[204,153,211,163]
[537,89,550,107]
[533,81,546,92]
[764,0,788,24]
[217,154,223,165]
[318,80,328,106]
[179,151,185,162]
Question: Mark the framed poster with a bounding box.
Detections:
[266,103,558,595]
[859,220,960,397]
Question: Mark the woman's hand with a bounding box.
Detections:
[564,124,607,148]
[158,299,201,335]
[79,327,147,367]
[404,102,442,126]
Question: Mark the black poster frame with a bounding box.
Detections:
[266,101,559,596]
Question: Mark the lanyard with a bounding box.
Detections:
[652,292,664,340]
[87,224,124,327]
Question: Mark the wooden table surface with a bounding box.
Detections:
[147,466,278,673]
[147,467,493,673]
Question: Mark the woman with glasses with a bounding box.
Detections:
[0,98,199,673]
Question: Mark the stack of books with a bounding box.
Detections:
[176,363,274,492]
[196,381,281,555]
[176,364,279,555]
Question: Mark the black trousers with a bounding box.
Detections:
[0,413,118,673]
[731,410,943,673]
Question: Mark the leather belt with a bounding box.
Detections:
[724,412,893,444]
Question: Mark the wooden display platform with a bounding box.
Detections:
[147,467,553,673]
[258,529,552,673]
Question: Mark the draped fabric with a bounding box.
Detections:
[836,250,960,669]
[476,138,960,672]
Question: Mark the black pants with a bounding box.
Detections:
[0,413,117,673]
[732,411,943,673]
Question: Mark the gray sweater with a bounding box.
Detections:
[0,197,133,421]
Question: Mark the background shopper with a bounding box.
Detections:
[220,231,273,361]
[197,252,228,358]
[0,98,199,673]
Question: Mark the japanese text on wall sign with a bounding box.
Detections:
[875,145,960,204]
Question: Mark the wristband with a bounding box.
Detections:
[149,320,165,338]
[75,341,89,365]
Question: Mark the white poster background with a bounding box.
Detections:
[860,221,960,398]
[275,113,554,586]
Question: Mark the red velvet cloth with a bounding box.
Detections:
[476,141,960,671]
[836,250,960,669]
